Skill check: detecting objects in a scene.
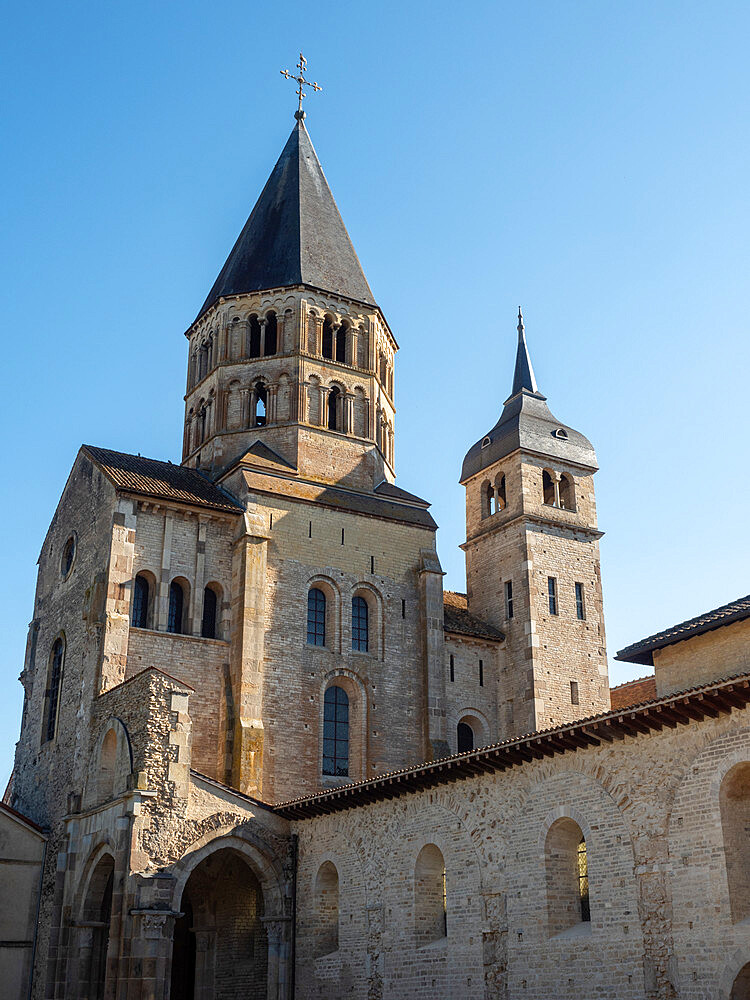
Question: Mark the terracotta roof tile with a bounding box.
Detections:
[443,591,504,642]
[609,675,657,710]
[84,446,244,514]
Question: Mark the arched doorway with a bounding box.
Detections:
[80,854,114,1000]
[170,847,268,1000]
[731,962,750,1000]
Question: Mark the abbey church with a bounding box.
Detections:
[2,103,750,1000]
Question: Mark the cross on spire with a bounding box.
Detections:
[280,53,322,120]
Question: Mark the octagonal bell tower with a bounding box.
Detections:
[181,117,397,493]
[460,311,609,735]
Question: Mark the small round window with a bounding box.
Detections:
[61,535,76,578]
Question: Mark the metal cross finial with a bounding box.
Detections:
[518,307,524,334]
[280,52,322,120]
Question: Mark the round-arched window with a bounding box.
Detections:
[61,535,76,578]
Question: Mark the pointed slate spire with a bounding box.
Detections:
[197,119,375,321]
[511,307,539,396]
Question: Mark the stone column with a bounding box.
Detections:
[157,514,173,631]
[239,388,250,428]
[277,312,287,353]
[191,517,208,637]
[418,548,450,760]
[263,917,293,1000]
[193,929,217,1000]
[349,326,359,367]
[319,386,330,428]
[99,497,137,692]
[552,470,561,508]
[230,512,270,795]
[314,316,323,356]
[259,318,267,358]
[127,910,180,1000]
[344,392,355,434]
[267,385,278,424]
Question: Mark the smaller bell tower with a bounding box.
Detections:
[460,310,609,736]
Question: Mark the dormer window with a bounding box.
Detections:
[554,427,568,439]
[481,436,491,449]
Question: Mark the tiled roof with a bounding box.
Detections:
[443,591,504,642]
[275,672,750,818]
[616,594,750,666]
[84,446,244,513]
[609,675,657,710]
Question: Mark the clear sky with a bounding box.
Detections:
[1,0,749,780]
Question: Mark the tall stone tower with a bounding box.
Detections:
[181,117,396,492]
[460,311,609,734]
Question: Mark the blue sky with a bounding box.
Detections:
[2,0,749,780]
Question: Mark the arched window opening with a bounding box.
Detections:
[545,817,591,936]
[249,315,262,358]
[201,586,218,639]
[323,685,349,776]
[168,580,185,634]
[315,861,340,956]
[335,323,347,363]
[414,844,447,946]
[352,595,369,652]
[264,312,277,356]
[131,573,150,629]
[482,481,494,519]
[82,854,115,1000]
[720,761,750,922]
[327,387,340,431]
[577,838,590,922]
[254,381,267,427]
[170,849,266,1000]
[61,535,76,577]
[379,353,387,385]
[199,406,207,443]
[457,721,474,753]
[44,638,65,744]
[322,318,334,359]
[495,474,507,510]
[307,588,326,646]
[98,728,117,802]
[543,469,556,506]
[559,473,575,511]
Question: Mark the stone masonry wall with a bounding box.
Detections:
[653,617,750,697]
[293,706,750,1000]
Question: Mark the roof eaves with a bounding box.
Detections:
[273,671,750,818]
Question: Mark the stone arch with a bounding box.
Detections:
[131,568,157,629]
[306,574,342,652]
[353,385,368,437]
[83,717,132,808]
[314,860,340,955]
[451,708,490,753]
[75,847,116,1000]
[349,581,384,659]
[307,374,321,425]
[319,668,368,782]
[169,834,286,1000]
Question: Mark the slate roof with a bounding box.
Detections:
[461,318,597,483]
[84,446,244,513]
[609,675,657,710]
[443,591,505,642]
[616,594,750,666]
[373,481,431,506]
[197,119,375,321]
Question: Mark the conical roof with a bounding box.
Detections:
[460,313,597,482]
[197,119,376,321]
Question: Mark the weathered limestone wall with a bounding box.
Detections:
[444,635,504,750]
[464,451,608,736]
[653,617,750,696]
[0,807,46,1000]
[239,484,440,799]
[293,706,750,1000]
